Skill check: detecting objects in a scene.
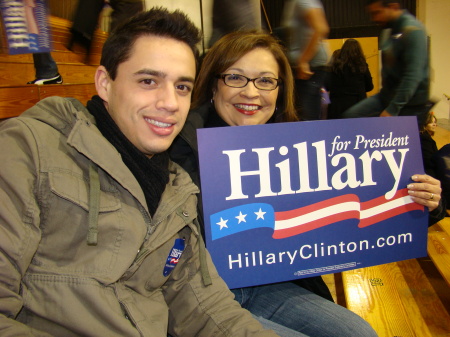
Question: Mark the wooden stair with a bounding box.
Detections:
[0,16,108,119]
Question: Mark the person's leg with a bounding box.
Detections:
[292,276,333,302]
[28,53,62,84]
[253,315,309,337]
[109,0,144,32]
[233,282,377,337]
[295,68,327,121]
[32,53,58,78]
[342,94,384,119]
[67,0,104,57]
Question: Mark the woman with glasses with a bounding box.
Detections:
[170,30,379,337]
[171,29,444,336]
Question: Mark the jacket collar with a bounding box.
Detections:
[64,98,199,220]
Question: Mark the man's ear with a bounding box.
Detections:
[95,66,111,102]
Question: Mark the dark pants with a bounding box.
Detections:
[295,66,327,121]
[32,53,58,78]
[70,0,104,42]
[343,93,431,127]
[110,0,144,32]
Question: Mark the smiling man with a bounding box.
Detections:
[0,8,287,337]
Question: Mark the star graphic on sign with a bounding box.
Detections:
[255,208,266,220]
[216,217,228,230]
[235,211,247,224]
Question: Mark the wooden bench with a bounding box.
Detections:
[428,216,450,287]
[342,258,450,336]
[340,217,450,337]
[0,83,96,120]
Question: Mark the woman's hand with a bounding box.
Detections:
[407,174,442,212]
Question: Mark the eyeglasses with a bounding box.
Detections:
[217,74,281,91]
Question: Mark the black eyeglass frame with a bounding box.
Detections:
[216,74,282,91]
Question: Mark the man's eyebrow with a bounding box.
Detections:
[179,76,195,84]
[134,69,195,83]
[134,69,165,77]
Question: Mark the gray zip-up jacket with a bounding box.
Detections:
[0,97,277,337]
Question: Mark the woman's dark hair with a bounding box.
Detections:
[192,30,298,123]
[331,39,368,74]
[101,7,201,80]
[420,112,437,135]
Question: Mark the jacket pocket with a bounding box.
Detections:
[49,169,121,212]
[33,169,128,278]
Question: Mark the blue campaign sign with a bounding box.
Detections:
[0,0,52,55]
[197,116,428,289]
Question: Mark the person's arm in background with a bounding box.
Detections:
[296,6,329,79]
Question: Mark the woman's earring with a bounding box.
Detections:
[211,98,214,105]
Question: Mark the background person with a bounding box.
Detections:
[68,0,144,59]
[283,0,329,120]
[434,143,450,212]
[419,112,438,177]
[419,113,448,212]
[343,0,430,127]
[24,0,62,84]
[324,38,373,119]
[208,0,258,48]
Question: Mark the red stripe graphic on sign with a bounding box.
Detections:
[272,188,423,239]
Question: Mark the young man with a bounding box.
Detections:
[343,0,430,126]
[0,8,288,336]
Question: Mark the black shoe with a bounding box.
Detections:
[67,30,92,53]
[27,74,63,85]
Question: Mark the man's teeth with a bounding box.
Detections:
[146,118,171,127]
[235,104,259,111]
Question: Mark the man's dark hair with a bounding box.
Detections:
[101,7,201,80]
[366,0,401,6]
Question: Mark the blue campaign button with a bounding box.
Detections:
[163,238,185,277]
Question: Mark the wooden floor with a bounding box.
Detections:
[323,244,450,336]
